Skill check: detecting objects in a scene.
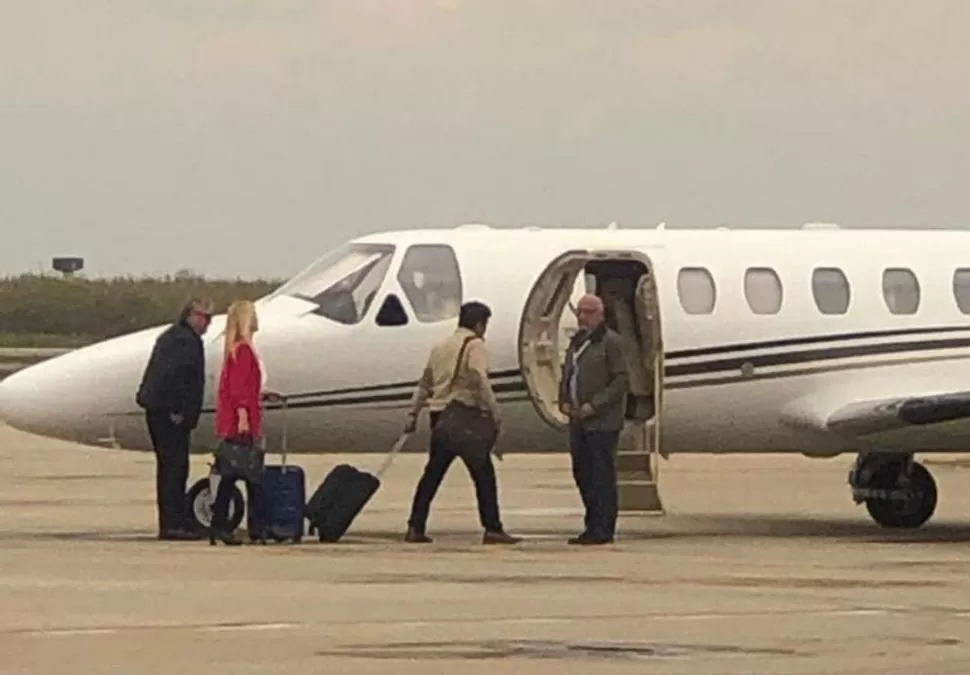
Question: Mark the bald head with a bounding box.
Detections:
[576,293,604,330]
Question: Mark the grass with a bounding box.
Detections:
[0,333,97,349]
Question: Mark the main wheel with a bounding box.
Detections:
[186,478,244,533]
[865,462,937,528]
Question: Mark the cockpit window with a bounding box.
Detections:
[396,244,462,322]
[271,243,395,324]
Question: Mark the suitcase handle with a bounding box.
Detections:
[261,392,289,467]
[279,395,288,467]
[376,432,409,479]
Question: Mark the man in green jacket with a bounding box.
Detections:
[559,293,629,545]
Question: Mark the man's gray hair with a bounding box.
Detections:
[178,297,214,322]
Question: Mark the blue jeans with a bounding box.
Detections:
[568,424,620,539]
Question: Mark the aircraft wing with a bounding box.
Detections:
[779,384,970,439]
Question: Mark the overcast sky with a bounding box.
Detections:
[1,1,967,279]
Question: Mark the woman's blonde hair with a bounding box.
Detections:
[223,300,257,360]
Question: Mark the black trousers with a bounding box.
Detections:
[407,411,503,533]
[568,424,620,539]
[211,473,265,534]
[145,410,192,533]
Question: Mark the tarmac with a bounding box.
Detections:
[3,424,970,674]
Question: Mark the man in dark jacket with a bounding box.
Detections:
[136,298,213,540]
[559,293,629,545]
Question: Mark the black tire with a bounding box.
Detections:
[865,462,937,529]
[186,478,244,533]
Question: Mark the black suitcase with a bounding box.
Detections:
[306,433,408,542]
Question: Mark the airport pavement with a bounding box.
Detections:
[3,424,970,674]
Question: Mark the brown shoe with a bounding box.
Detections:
[483,530,521,545]
[405,528,433,543]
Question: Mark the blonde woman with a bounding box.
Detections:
[211,300,266,545]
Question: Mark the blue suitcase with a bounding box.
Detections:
[258,397,305,543]
[260,465,305,542]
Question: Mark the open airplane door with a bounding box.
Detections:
[517,251,590,430]
[634,271,663,451]
[624,271,664,512]
[518,248,666,514]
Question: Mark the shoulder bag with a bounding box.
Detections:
[432,336,499,466]
[214,434,265,483]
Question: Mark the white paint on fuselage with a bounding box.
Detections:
[2,224,970,458]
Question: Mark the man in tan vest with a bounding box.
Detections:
[403,301,520,545]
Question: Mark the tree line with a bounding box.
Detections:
[0,273,283,347]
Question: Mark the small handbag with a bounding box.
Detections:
[432,337,499,466]
[214,435,265,483]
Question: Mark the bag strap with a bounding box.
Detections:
[444,335,477,398]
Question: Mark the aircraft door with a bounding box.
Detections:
[518,251,590,430]
[559,272,591,364]
[634,272,663,460]
[519,249,663,433]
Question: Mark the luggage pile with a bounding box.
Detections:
[224,396,406,543]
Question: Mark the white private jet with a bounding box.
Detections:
[2,222,970,534]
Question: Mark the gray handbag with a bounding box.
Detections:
[214,436,265,482]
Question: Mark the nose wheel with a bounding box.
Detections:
[186,477,244,533]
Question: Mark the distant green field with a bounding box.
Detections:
[0,333,96,348]
[0,273,282,348]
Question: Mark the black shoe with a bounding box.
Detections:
[248,529,268,545]
[405,528,433,543]
[158,528,202,541]
[568,533,613,546]
[208,529,242,546]
[483,530,521,545]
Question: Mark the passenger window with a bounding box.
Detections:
[744,267,783,315]
[811,267,850,315]
[396,245,462,323]
[375,294,408,327]
[954,269,970,314]
[677,267,716,314]
[882,268,920,315]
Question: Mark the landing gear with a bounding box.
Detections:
[186,477,244,533]
[849,453,938,528]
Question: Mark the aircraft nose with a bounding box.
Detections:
[0,348,116,440]
[0,326,169,443]
[0,367,40,432]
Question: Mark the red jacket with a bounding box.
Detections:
[216,342,262,439]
